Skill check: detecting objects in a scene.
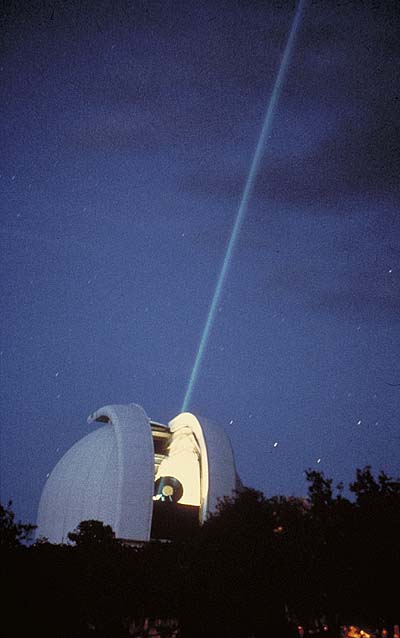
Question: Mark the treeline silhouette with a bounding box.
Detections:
[1,467,399,638]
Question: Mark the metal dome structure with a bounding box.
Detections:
[36,402,239,543]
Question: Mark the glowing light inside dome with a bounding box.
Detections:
[155,424,201,506]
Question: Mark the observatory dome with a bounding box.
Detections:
[37,425,121,543]
[36,402,239,544]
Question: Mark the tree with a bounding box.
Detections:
[305,469,334,509]
[349,466,400,627]
[302,467,400,632]
[350,465,400,503]
[0,500,36,549]
[180,488,296,638]
[67,519,117,548]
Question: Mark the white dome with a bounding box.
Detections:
[36,403,154,543]
[37,426,118,542]
[36,403,239,544]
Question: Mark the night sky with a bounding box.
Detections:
[1,0,399,527]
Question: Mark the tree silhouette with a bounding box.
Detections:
[1,468,399,637]
[68,519,117,548]
[0,500,36,549]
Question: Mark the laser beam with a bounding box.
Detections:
[181,0,306,412]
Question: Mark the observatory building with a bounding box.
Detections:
[36,403,239,543]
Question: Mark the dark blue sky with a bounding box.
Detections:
[1,0,399,525]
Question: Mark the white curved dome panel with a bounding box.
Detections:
[168,412,237,522]
[36,402,240,543]
[198,414,237,516]
[37,427,118,543]
[36,403,154,543]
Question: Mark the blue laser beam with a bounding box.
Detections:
[181,0,306,413]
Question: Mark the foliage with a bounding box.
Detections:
[1,466,399,637]
[0,500,36,549]
[67,519,117,547]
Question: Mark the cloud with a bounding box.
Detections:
[177,0,400,209]
[179,94,399,210]
[312,289,400,322]
[266,255,400,323]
